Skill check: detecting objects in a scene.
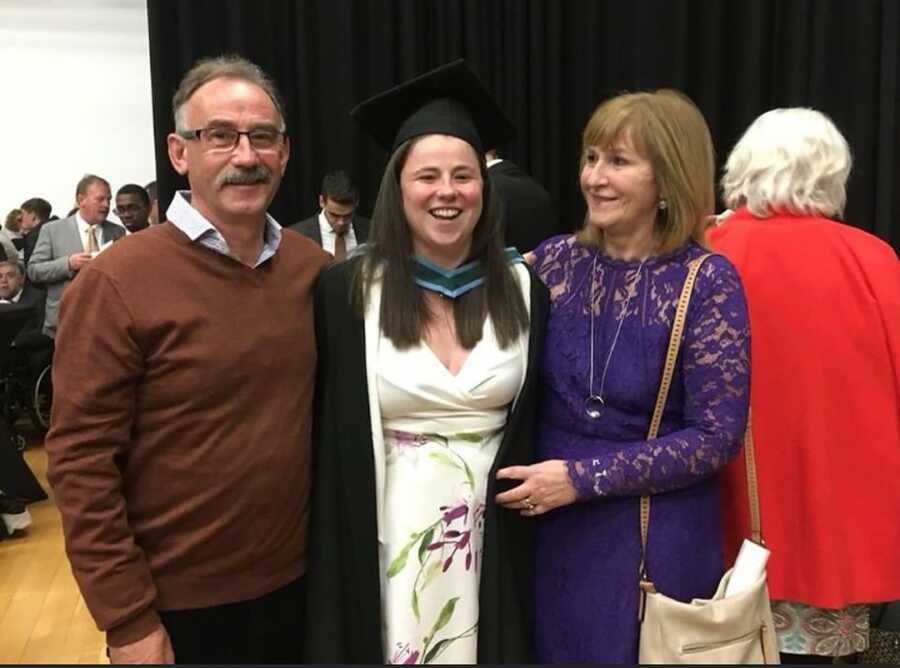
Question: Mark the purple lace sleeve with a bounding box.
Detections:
[566,256,751,499]
[531,235,563,277]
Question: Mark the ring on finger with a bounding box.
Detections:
[524,497,535,511]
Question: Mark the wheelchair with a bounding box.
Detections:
[0,305,53,450]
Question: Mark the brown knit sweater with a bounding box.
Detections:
[46,222,330,646]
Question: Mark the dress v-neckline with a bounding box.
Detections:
[420,338,478,381]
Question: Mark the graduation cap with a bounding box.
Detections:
[350,59,515,154]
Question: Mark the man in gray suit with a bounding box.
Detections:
[27,174,126,337]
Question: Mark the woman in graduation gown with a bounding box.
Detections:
[304,60,548,664]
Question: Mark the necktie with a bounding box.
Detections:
[87,227,99,253]
[334,232,347,261]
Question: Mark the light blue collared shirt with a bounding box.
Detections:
[166,190,283,268]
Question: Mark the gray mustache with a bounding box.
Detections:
[218,166,272,187]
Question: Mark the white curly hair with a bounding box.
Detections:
[722,108,851,219]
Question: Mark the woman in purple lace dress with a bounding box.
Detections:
[496,90,751,663]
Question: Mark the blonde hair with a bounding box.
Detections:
[577,89,714,255]
[722,108,851,219]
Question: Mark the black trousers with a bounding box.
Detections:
[158,576,305,665]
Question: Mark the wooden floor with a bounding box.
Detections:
[0,444,107,664]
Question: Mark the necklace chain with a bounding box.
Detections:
[585,254,647,419]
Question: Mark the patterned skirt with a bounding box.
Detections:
[773,600,869,657]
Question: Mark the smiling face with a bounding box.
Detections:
[580,133,661,243]
[166,76,290,226]
[399,134,483,267]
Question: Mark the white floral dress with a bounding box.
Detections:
[375,316,526,664]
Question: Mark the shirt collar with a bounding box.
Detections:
[166,191,282,267]
[317,210,356,240]
[75,211,94,235]
[318,210,337,238]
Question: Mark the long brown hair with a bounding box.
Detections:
[353,136,528,350]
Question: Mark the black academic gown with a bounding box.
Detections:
[305,255,548,664]
[0,422,46,503]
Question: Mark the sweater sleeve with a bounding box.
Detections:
[566,256,751,499]
[44,265,161,647]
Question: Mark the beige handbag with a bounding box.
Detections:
[637,254,779,665]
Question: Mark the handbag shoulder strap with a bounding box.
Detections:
[743,414,764,544]
[639,253,711,580]
[639,252,764,582]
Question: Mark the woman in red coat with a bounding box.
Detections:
[709,107,900,664]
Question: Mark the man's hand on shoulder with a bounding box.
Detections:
[68,252,93,272]
[108,626,174,665]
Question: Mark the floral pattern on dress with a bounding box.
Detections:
[773,600,869,657]
[383,429,490,664]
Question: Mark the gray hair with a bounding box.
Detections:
[172,54,286,133]
[722,108,851,219]
[0,260,25,277]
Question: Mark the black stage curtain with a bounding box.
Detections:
[147,0,900,251]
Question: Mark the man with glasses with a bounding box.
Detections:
[114,184,152,233]
[26,175,125,337]
[288,169,370,259]
[46,55,329,664]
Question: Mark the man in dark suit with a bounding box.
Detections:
[0,260,51,382]
[26,174,126,338]
[0,260,45,333]
[145,180,159,226]
[287,170,370,260]
[486,148,558,253]
[114,184,152,233]
[19,198,53,265]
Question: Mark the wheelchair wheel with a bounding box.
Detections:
[30,364,52,432]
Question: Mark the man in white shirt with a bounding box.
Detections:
[0,259,48,362]
[0,261,28,303]
[26,174,126,337]
[287,170,370,259]
[114,184,152,233]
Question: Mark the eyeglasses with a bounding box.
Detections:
[179,126,286,152]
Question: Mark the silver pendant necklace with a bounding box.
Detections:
[584,254,647,419]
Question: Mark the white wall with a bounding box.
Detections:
[0,0,155,224]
